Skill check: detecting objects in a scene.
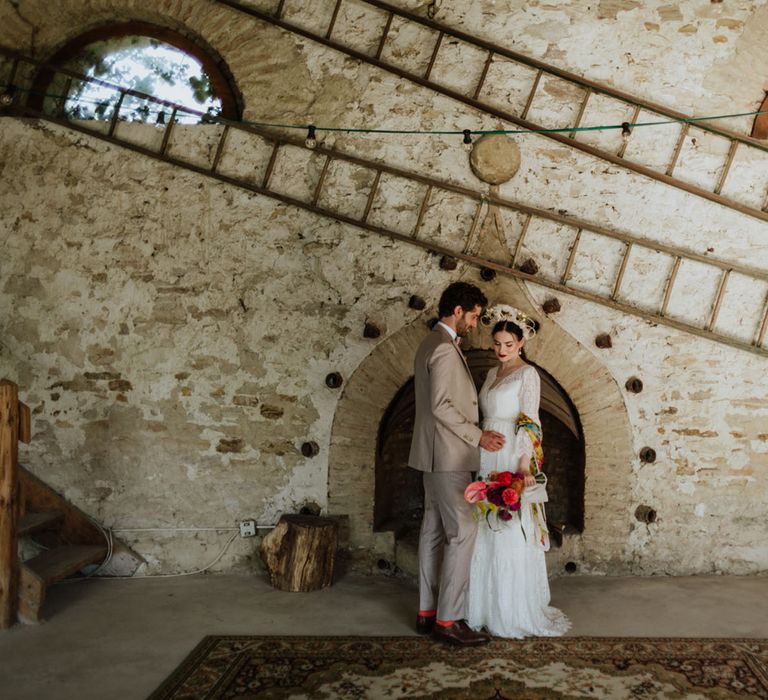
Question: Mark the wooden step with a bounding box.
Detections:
[18,544,107,624]
[23,544,107,586]
[18,511,64,537]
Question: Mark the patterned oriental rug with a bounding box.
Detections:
[148,636,768,700]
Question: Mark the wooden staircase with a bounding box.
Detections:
[19,543,107,624]
[16,466,111,624]
[1,380,135,628]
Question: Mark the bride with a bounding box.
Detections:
[466,305,570,638]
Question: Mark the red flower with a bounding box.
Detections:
[495,471,514,486]
[502,488,519,507]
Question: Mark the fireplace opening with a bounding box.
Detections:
[374,350,585,547]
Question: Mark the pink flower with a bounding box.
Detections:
[464,481,488,504]
[502,488,519,507]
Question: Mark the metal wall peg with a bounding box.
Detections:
[519,258,539,275]
[542,297,561,314]
[325,372,343,389]
[595,333,612,348]
[363,322,381,339]
[635,505,657,523]
[299,501,322,516]
[625,376,644,393]
[440,255,458,270]
[639,447,656,463]
[301,441,320,458]
[408,295,426,310]
[480,267,496,281]
[0,86,16,107]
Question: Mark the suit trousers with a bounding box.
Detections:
[418,470,478,621]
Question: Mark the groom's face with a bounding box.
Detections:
[456,305,483,337]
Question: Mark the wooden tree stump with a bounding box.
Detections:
[260,515,338,592]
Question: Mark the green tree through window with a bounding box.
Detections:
[55,36,222,124]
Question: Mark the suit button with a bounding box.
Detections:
[472,400,477,406]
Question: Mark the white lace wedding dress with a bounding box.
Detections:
[466,364,570,638]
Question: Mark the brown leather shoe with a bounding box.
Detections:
[432,619,489,646]
[416,614,436,635]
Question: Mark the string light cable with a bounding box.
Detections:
[2,81,768,147]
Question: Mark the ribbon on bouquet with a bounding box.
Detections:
[516,413,550,551]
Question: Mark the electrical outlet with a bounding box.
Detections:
[239,519,257,537]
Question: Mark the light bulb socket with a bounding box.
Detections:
[305,124,317,149]
[462,129,473,152]
[621,121,632,140]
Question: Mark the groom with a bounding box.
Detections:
[408,282,506,645]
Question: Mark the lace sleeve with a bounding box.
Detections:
[517,367,541,465]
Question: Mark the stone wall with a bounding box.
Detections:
[1,0,767,575]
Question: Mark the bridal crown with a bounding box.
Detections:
[481,304,538,340]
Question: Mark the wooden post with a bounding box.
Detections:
[0,380,20,628]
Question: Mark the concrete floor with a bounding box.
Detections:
[1,572,766,700]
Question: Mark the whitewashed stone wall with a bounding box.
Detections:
[0,0,766,574]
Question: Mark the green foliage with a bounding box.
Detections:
[188,74,215,104]
[62,35,222,122]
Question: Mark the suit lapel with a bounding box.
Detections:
[435,326,475,385]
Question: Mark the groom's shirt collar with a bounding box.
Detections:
[436,321,457,341]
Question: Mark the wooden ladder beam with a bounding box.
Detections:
[6,52,767,357]
[206,0,768,225]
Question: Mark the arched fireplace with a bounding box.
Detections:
[328,280,634,575]
[374,350,585,549]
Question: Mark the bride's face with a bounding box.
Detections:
[493,330,524,363]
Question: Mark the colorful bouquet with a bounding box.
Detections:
[464,470,546,528]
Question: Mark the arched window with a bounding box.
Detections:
[30,22,241,123]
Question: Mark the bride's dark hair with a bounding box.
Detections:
[492,319,541,361]
[492,320,524,341]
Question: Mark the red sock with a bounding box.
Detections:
[435,619,454,627]
[418,609,436,617]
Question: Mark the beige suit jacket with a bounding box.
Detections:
[408,326,482,472]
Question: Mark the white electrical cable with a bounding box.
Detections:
[104,531,240,579]
[111,524,278,532]
[57,522,252,583]
[112,527,239,532]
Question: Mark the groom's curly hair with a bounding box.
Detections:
[438,282,488,318]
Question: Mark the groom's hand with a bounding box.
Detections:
[479,430,505,452]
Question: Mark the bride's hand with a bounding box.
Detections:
[522,473,536,487]
[479,430,505,452]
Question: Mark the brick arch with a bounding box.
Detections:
[328,276,635,574]
[28,20,243,119]
[328,319,428,563]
